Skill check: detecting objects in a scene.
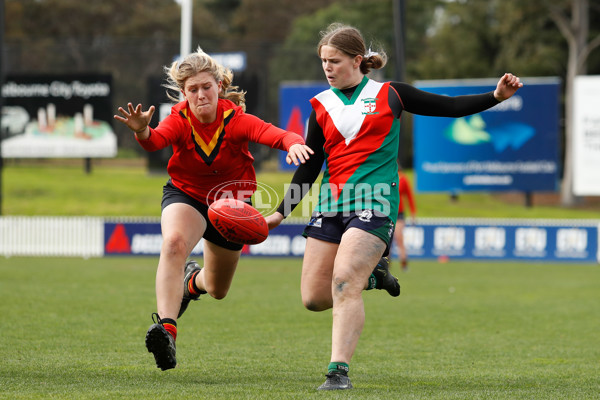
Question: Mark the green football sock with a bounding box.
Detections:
[366,273,377,290]
[328,362,349,375]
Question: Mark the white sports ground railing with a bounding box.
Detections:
[0,216,105,258]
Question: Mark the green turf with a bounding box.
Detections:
[1,257,598,399]
[3,161,600,219]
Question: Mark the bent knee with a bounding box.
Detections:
[332,274,363,298]
[161,233,188,257]
[302,297,331,312]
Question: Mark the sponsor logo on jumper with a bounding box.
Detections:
[361,97,379,115]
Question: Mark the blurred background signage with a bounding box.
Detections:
[413,77,560,193]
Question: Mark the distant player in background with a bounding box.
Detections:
[114,47,312,371]
[394,166,416,271]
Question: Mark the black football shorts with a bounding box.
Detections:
[161,180,244,251]
[302,210,395,257]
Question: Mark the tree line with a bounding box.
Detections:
[3,0,600,202]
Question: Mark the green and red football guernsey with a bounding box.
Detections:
[137,98,304,205]
[276,78,500,223]
[310,76,400,217]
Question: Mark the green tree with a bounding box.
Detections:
[408,0,600,205]
[270,0,440,84]
[414,0,568,79]
[267,0,446,166]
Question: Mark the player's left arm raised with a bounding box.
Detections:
[493,73,523,102]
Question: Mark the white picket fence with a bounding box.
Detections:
[0,216,104,258]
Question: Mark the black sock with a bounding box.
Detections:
[189,270,207,295]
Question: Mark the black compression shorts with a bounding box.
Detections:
[161,180,244,251]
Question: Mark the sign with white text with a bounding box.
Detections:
[573,75,600,195]
[104,219,598,263]
[413,78,560,193]
[1,74,116,158]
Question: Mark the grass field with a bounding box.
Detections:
[3,159,600,219]
[1,256,598,399]
[1,160,599,398]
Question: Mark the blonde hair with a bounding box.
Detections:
[318,23,387,75]
[164,47,246,111]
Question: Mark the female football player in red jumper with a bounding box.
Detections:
[115,47,312,371]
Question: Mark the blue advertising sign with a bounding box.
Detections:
[399,221,598,263]
[104,222,204,256]
[413,77,560,192]
[104,219,598,263]
[278,82,329,170]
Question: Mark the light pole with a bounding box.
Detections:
[180,0,192,60]
[393,0,410,167]
[0,0,5,215]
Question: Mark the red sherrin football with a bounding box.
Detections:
[208,198,268,245]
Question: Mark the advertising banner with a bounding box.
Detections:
[278,82,329,170]
[413,78,560,193]
[573,75,600,195]
[400,221,598,263]
[105,222,203,256]
[103,221,306,258]
[1,74,117,158]
[104,219,598,263]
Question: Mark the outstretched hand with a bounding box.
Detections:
[286,143,314,166]
[114,103,156,138]
[493,73,523,102]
